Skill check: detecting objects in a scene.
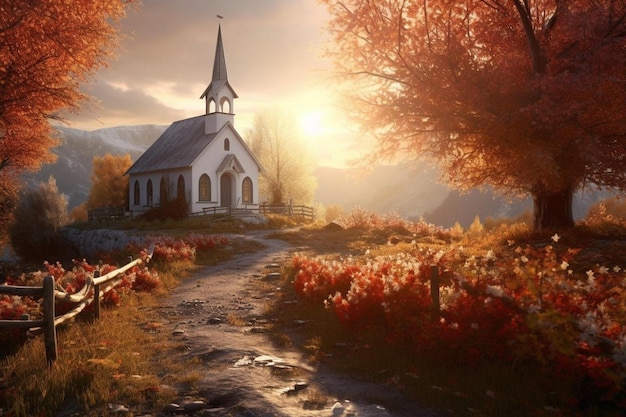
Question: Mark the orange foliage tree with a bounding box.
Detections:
[0,0,135,229]
[86,154,132,210]
[320,0,626,230]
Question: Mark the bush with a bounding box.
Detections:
[141,197,188,221]
[9,177,74,262]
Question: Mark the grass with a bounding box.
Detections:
[2,292,178,416]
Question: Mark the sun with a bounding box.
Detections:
[299,111,324,137]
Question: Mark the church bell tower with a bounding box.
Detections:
[200,23,238,135]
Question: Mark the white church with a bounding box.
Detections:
[126,24,262,215]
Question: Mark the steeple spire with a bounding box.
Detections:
[212,24,228,82]
[200,21,238,134]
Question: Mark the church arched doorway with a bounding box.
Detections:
[220,174,233,207]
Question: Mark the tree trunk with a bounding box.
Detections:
[532,184,575,231]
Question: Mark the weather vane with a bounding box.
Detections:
[217,14,223,20]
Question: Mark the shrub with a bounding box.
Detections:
[141,196,188,221]
[9,177,74,262]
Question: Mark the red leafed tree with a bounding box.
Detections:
[0,0,135,229]
[320,0,626,230]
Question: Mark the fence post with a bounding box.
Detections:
[93,270,101,321]
[42,276,57,365]
[430,266,440,319]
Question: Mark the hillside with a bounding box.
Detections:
[29,124,609,226]
[29,125,166,209]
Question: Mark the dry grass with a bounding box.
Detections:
[1,292,180,416]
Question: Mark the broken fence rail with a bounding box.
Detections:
[0,244,154,365]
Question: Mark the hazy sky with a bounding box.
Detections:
[66,0,361,167]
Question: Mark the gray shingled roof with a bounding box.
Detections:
[125,115,217,175]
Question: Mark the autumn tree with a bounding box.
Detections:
[247,109,317,206]
[0,0,135,230]
[9,176,70,261]
[321,0,626,230]
[86,153,132,210]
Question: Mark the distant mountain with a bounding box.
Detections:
[29,125,166,209]
[29,124,611,227]
[314,164,450,221]
[315,164,612,228]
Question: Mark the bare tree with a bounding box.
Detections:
[247,109,317,206]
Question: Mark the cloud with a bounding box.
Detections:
[69,0,331,130]
[66,81,187,129]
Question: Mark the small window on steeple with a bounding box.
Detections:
[224,138,230,151]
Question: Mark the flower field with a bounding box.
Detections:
[291,220,626,410]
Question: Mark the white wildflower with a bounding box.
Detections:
[613,266,621,273]
[560,261,569,270]
[551,233,560,243]
[485,285,504,298]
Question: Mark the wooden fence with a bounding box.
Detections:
[0,245,154,365]
[198,204,315,222]
[88,206,125,222]
[91,204,315,222]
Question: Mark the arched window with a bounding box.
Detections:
[159,177,168,205]
[199,174,211,201]
[177,175,185,201]
[146,179,153,206]
[242,177,253,204]
[220,97,231,114]
[133,181,140,206]
[208,98,216,114]
[224,138,230,151]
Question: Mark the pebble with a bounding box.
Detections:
[294,382,308,391]
[264,272,281,280]
[331,401,346,416]
[183,400,206,412]
[108,403,129,413]
[163,403,181,413]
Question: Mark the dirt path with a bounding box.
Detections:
[156,230,441,417]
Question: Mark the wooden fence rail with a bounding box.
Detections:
[198,205,316,221]
[0,245,154,365]
[88,206,125,222]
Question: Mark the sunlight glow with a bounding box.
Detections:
[299,111,325,137]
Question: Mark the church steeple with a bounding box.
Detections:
[212,25,228,82]
[200,22,238,134]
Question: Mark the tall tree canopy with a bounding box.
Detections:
[86,153,132,210]
[247,109,317,206]
[321,0,626,230]
[0,0,134,229]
